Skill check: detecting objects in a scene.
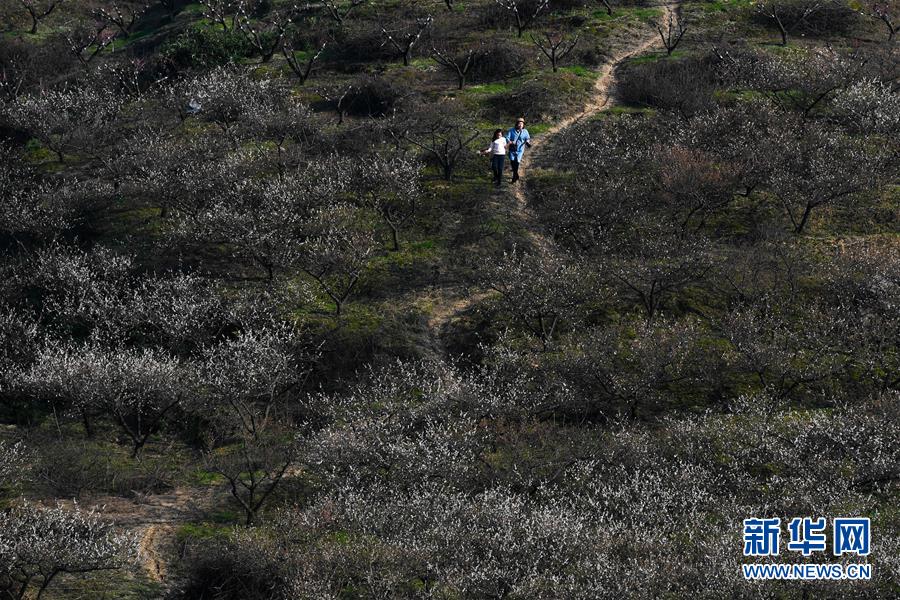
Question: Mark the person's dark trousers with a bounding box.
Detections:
[491,155,505,186]
[510,158,520,182]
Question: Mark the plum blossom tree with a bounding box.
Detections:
[322,0,367,26]
[768,124,889,234]
[720,47,866,118]
[122,272,226,352]
[755,0,825,45]
[94,2,147,37]
[16,0,66,34]
[0,39,35,103]
[823,242,900,392]
[168,160,377,306]
[243,101,320,179]
[494,0,550,37]
[871,2,896,40]
[19,244,134,334]
[0,502,135,599]
[718,298,849,399]
[381,16,433,67]
[831,78,900,134]
[65,20,117,66]
[296,203,378,316]
[0,308,39,392]
[15,243,227,352]
[118,128,237,217]
[199,320,313,441]
[282,39,328,85]
[198,320,316,525]
[560,317,707,419]
[679,100,785,198]
[606,229,715,321]
[394,106,479,181]
[302,360,492,490]
[531,30,578,72]
[0,144,81,242]
[18,342,196,456]
[235,0,293,62]
[204,429,301,526]
[314,81,356,124]
[656,13,686,56]
[350,152,422,251]
[3,84,122,162]
[485,248,600,349]
[431,43,484,90]
[198,0,239,32]
[169,170,314,281]
[166,67,283,145]
[653,145,739,231]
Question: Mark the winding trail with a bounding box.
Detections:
[70,488,215,584]
[427,2,681,341]
[512,2,680,247]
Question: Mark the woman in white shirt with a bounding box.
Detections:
[481,129,509,187]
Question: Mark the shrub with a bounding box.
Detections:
[478,0,575,29]
[616,55,717,116]
[478,2,517,29]
[344,76,406,117]
[328,25,396,67]
[469,42,529,82]
[805,0,860,33]
[752,0,859,41]
[551,0,589,8]
[161,26,252,69]
[176,532,294,600]
[572,43,609,67]
[31,439,177,498]
[488,71,591,120]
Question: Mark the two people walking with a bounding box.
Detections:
[481,117,532,187]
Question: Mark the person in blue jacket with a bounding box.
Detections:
[506,117,532,183]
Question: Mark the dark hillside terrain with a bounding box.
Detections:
[0,0,898,598]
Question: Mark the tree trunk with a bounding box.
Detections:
[15,575,31,600]
[775,17,788,45]
[81,409,95,438]
[35,571,58,600]
[389,224,400,251]
[793,203,815,234]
